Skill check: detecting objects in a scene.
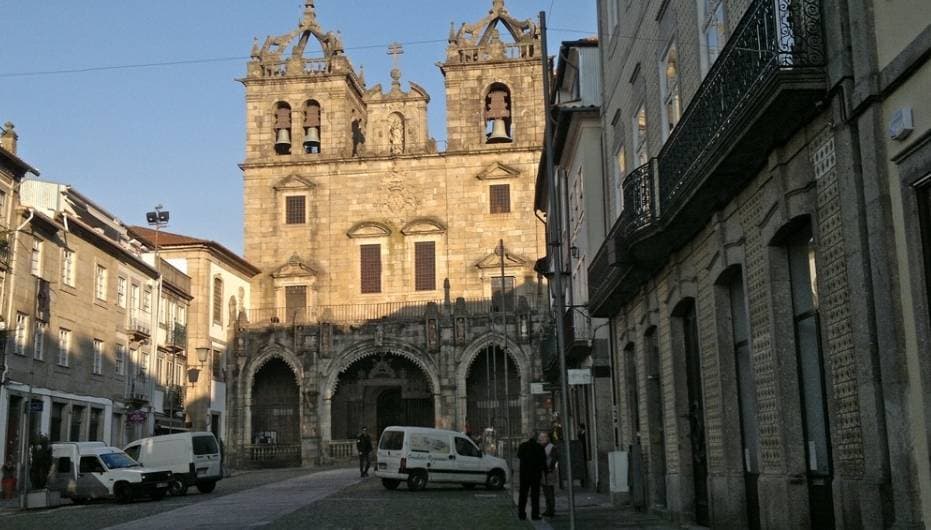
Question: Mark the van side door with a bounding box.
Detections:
[78,456,111,498]
[453,436,485,483]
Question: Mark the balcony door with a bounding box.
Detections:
[674,299,709,526]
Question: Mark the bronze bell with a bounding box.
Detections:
[303,126,320,150]
[275,128,292,148]
[487,119,512,143]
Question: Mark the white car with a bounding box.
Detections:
[124,432,222,496]
[375,426,510,491]
[48,442,172,503]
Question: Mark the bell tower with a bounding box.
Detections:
[241,1,366,162]
[441,0,545,152]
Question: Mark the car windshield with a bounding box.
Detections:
[99,452,141,470]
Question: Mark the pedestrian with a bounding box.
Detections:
[516,430,546,521]
[356,426,373,478]
[540,432,558,517]
[578,422,588,461]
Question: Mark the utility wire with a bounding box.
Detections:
[0,29,603,79]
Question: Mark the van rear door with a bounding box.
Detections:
[377,429,404,473]
[192,434,221,480]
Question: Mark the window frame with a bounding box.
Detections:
[92,339,103,375]
[633,103,648,165]
[30,239,42,277]
[14,312,27,356]
[62,249,76,287]
[360,244,382,294]
[489,184,511,214]
[659,41,681,140]
[414,241,437,292]
[115,344,126,376]
[57,328,71,368]
[94,264,107,301]
[116,276,127,308]
[698,0,727,76]
[33,321,47,361]
[284,195,307,225]
[213,276,224,325]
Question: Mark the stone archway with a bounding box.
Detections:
[248,357,301,467]
[322,341,440,443]
[456,333,531,446]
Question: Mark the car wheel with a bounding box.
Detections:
[151,488,167,501]
[381,478,401,490]
[486,470,505,490]
[114,483,134,504]
[196,481,217,494]
[407,471,427,492]
[169,479,188,496]
[463,483,476,490]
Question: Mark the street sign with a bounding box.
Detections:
[127,410,147,424]
[531,382,546,395]
[29,400,44,413]
[568,368,592,385]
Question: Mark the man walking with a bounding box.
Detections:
[540,432,558,517]
[517,431,546,521]
[356,426,373,477]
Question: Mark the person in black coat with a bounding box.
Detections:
[356,427,373,477]
[517,431,546,520]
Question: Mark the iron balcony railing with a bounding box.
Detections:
[130,309,152,337]
[620,160,658,238]
[167,323,187,351]
[245,296,541,326]
[657,0,825,215]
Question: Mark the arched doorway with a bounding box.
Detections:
[251,358,300,467]
[330,353,434,441]
[465,345,521,456]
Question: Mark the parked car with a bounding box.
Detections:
[375,426,510,491]
[48,442,171,503]
[124,432,222,496]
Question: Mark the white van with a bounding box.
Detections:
[48,442,172,503]
[124,432,222,495]
[375,426,510,491]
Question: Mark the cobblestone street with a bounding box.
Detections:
[0,467,526,530]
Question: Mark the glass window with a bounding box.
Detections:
[786,227,831,476]
[117,276,127,307]
[115,344,126,376]
[33,321,46,361]
[14,313,27,356]
[93,339,103,375]
[614,145,627,218]
[634,104,648,165]
[124,445,141,461]
[99,452,139,470]
[30,240,42,276]
[62,249,75,286]
[455,437,482,457]
[410,433,450,454]
[660,43,681,138]
[192,435,219,456]
[95,265,107,300]
[699,0,727,75]
[285,196,306,225]
[57,328,71,367]
[379,430,404,451]
[79,456,104,474]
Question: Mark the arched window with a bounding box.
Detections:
[387,112,405,155]
[484,83,513,144]
[212,276,224,325]
[303,100,321,154]
[274,102,292,155]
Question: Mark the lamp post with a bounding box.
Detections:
[145,205,169,436]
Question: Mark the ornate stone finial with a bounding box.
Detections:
[492,0,506,14]
[1,122,18,154]
[302,0,319,29]
[250,37,260,59]
[387,43,404,92]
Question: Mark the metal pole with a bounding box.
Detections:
[499,240,512,466]
[540,11,575,528]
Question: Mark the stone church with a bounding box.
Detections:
[226,0,551,467]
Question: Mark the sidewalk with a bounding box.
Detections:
[510,484,679,530]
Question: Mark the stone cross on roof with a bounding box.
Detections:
[387,42,404,70]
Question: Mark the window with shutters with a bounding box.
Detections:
[360,244,382,294]
[285,196,306,225]
[490,276,515,312]
[414,242,436,291]
[213,277,223,325]
[285,285,307,314]
[489,184,511,214]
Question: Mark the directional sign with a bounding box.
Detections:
[530,382,546,395]
[568,368,592,385]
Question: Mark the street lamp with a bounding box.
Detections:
[145,205,169,436]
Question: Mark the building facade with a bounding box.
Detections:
[535,38,615,492]
[589,0,930,528]
[0,177,164,484]
[130,226,259,444]
[229,0,551,467]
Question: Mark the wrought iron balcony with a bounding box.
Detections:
[563,307,593,363]
[588,0,826,317]
[166,323,187,352]
[129,309,152,338]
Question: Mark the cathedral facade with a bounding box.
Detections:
[227,1,551,467]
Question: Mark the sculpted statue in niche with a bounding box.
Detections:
[388,113,405,155]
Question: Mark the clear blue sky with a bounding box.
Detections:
[0,1,596,253]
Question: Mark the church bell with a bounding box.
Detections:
[487,118,512,143]
[303,126,320,149]
[275,128,292,149]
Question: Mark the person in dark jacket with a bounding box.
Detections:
[517,431,546,520]
[356,427,373,477]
